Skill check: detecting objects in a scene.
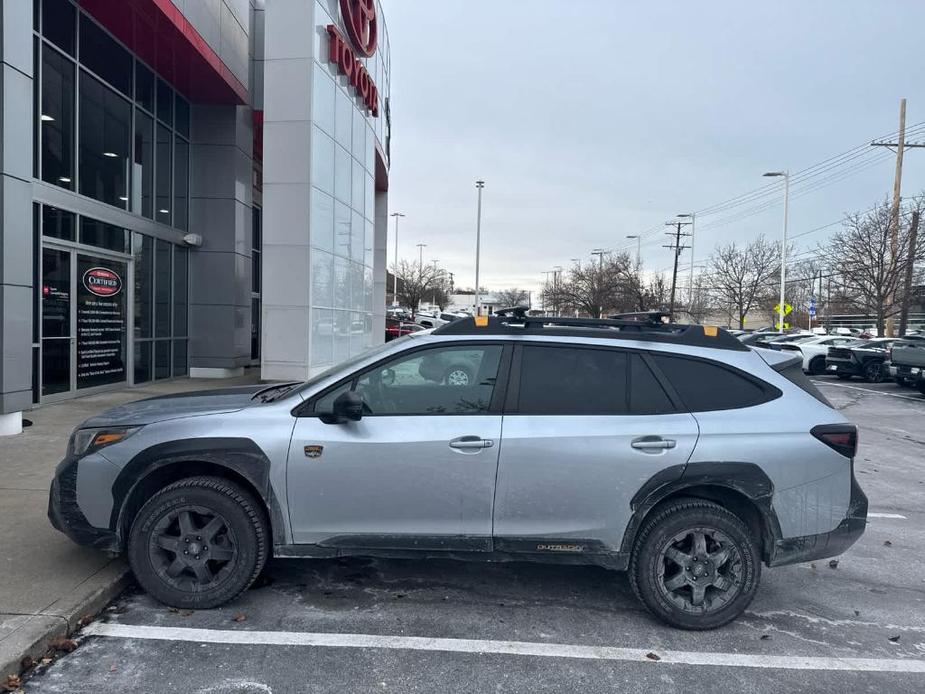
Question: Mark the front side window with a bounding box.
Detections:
[315,345,504,416]
[517,345,628,415]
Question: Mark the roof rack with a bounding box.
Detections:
[432,312,748,351]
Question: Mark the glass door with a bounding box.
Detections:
[40,244,130,400]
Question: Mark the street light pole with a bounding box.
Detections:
[625,236,640,265]
[416,242,427,268]
[763,171,790,333]
[475,180,485,316]
[389,212,405,306]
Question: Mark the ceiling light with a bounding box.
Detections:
[40,114,54,122]
[103,151,118,158]
[58,176,71,183]
[118,196,128,201]
[159,209,169,214]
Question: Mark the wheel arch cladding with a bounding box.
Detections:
[621,462,782,563]
[111,438,286,549]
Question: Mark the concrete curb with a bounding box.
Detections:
[0,560,130,680]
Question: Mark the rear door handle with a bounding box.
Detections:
[631,437,676,451]
[449,436,494,450]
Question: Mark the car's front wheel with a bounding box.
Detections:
[629,498,761,630]
[128,476,268,609]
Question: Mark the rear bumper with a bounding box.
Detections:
[767,467,868,567]
[48,457,120,553]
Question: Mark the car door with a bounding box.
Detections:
[493,343,699,553]
[287,342,511,549]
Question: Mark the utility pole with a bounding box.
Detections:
[871,98,925,335]
[677,213,695,305]
[899,210,921,336]
[664,220,691,321]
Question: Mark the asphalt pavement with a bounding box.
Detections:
[15,377,925,694]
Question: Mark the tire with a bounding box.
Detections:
[629,498,761,630]
[808,356,826,375]
[128,476,268,609]
[443,365,472,386]
[863,361,885,383]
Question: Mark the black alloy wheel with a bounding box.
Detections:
[128,476,268,609]
[630,498,760,630]
[864,360,886,383]
[808,355,827,375]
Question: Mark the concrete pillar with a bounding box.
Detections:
[0,0,35,433]
[187,104,254,378]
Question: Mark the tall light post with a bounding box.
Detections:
[625,235,640,265]
[474,180,485,315]
[677,213,695,304]
[763,171,790,333]
[390,212,405,306]
[591,248,606,271]
[552,265,563,316]
[416,242,427,268]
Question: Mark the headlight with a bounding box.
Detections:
[69,427,141,457]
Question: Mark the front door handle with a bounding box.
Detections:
[631,437,676,451]
[449,436,494,450]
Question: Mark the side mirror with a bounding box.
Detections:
[331,390,364,422]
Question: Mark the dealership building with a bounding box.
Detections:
[0,0,391,434]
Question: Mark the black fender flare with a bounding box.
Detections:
[619,462,783,560]
[110,437,287,547]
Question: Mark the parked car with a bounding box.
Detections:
[775,335,860,375]
[385,318,423,342]
[824,337,924,382]
[49,314,865,630]
[888,338,925,388]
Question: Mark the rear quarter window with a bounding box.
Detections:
[650,353,779,412]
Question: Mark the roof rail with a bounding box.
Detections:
[432,313,748,351]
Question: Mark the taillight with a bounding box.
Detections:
[811,424,858,459]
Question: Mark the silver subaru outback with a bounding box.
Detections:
[49,313,867,630]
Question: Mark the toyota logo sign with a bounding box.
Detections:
[340,0,377,57]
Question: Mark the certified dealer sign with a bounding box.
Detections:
[326,0,380,116]
[83,267,122,297]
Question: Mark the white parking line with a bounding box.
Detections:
[811,380,925,402]
[83,623,925,673]
[868,512,907,519]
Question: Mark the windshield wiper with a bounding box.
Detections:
[251,382,300,403]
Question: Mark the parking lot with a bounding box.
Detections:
[17,378,925,694]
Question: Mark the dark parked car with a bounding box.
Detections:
[889,338,925,389]
[824,337,925,382]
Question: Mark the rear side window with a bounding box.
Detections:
[650,354,777,412]
[629,354,675,414]
[518,346,628,414]
[775,360,832,406]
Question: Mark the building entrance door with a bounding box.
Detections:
[40,245,130,401]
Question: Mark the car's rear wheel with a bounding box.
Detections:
[808,355,826,375]
[629,498,761,630]
[864,361,886,383]
[128,476,268,609]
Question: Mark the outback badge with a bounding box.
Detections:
[304,445,324,459]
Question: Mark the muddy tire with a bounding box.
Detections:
[128,476,268,609]
[629,498,761,630]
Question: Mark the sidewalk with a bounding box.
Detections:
[0,372,261,679]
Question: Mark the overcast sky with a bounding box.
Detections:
[384,0,925,299]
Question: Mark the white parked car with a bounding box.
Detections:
[776,335,860,375]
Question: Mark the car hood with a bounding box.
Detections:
[78,385,267,428]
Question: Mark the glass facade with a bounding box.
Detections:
[33,1,190,226]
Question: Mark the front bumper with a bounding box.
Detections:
[767,467,868,567]
[48,456,120,553]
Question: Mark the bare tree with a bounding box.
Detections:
[708,235,780,329]
[542,252,637,317]
[391,259,445,312]
[684,272,714,324]
[823,198,925,335]
[495,288,529,308]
